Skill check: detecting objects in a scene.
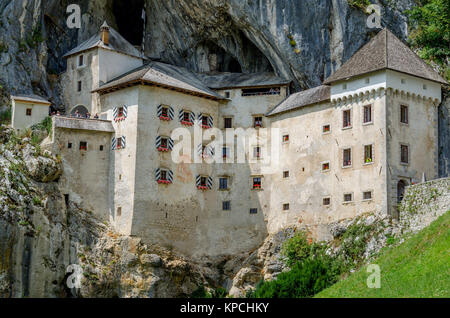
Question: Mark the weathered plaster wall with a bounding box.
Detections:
[386,89,440,216]
[268,92,388,240]
[45,117,114,221]
[11,100,50,130]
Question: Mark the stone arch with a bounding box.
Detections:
[70,105,89,116]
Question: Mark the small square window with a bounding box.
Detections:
[323,197,331,206]
[364,145,373,164]
[116,207,122,217]
[225,91,231,99]
[343,109,351,128]
[224,118,233,129]
[99,145,104,151]
[363,191,373,200]
[250,208,258,214]
[117,107,124,118]
[254,117,263,128]
[283,204,290,211]
[283,171,290,178]
[77,81,82,92]
[401,144,409,164]
[400,105,408,124]
[401,79,406,84]
[283,135,290,143]
[363,105,372,124]
[223,201,231,211]
[252,177,262,189]
[67,142,72,149]
[117,138,124,150]
[183,111,191,123]
[161,107,169,118]
[79,141,87,151]
[322,125,331,134]
[423,84,427,90]
[26,108,32,116]
[219,177,229,190]
[322,162,330,171]
[343,148,352,167]
[344,193,353,202]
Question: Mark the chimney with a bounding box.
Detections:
[100,21,110,46]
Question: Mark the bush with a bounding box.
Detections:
[282,231,328,267]
[0,107,11,125]
[250,258,338,298]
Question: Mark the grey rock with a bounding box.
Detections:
[140,254,163,267]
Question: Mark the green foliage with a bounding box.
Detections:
[191,286,229,298]
[32,196,42,206]
[317,211,450,298]
[347,0,371,10]
[0,107,12,125]
[282,231,328,267]
[250,258,338,298]
[406,0,450,79]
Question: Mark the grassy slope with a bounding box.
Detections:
[316,211,450,298]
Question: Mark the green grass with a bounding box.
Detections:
[316,211,450,298]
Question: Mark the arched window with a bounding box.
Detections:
[70,105,89,117]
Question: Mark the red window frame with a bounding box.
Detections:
[343,110,351,128]
[343,148,352,167]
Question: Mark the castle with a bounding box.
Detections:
[13,23,446,257]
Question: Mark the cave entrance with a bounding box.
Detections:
[196,41,243,73]
[112,0,145,46]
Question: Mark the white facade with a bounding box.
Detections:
[11,96,51,130]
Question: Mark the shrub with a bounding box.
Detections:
[0,107,11,125]
[282,231,328,267]
[251,258,338,298]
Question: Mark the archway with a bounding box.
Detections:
[70,105,89,117]
[397,180,408,203]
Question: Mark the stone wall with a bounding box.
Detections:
[398,177,450,234]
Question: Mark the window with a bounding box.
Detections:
[67,142,72,149]
[219,177,229,190]
[342,83,347,89]
[283,171,290,178]
[322,125,331,134]
[242,87,280,97]
[323,197,331,206]
[224,118,233,129]
[283,204,290,211]
[322,162,330,171]
[117,107,124,119]
[400,105,408,124]
[200,177,207,187]
[364,145,373,164]
[99,145,104,151]
[253,146,262,159]
[254,117,263,128]
[117,138,124,150]
[77,81,82,92]
[250,208,258,214]
[225,91,231,98]
[201,115,209,128]
[78,55,84,67]
[363,191,373,200]
[79,141,87,151]
[365,78,370,84]
[223,201,231,211]
[343,148,352,167]
[116,207,122,218]
[363,105,372,124]
[222,147,230,159]
[26,108,32,116]
[160,170,168,181]
[343,193,353,202]
[343,109,351,128]
[401,144,409,164]
[401,79,406,84]
[283,135,290,143]
[252,177,262,189]
[161,107,169,118]
[423,84,427,90]
[183,111,191,123]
